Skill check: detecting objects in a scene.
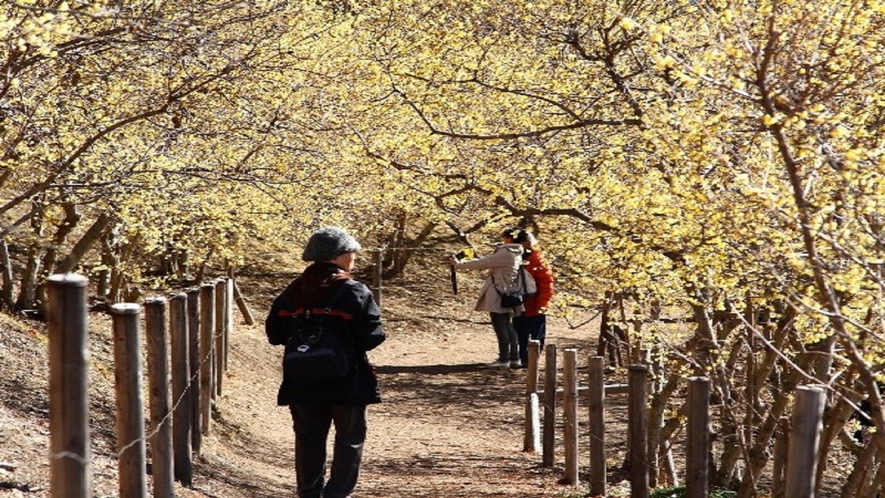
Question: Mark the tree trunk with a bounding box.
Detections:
[108,238,138,304]
[598,291,627,367]
[15,203,46,312]
[34,202,81,313]
[690,303,740,488]
[96,227,120,300]
[843,435,880,498]
[816,380,861,491]
[384,220,438,279]
[736,379,794,497]
[648,357,680,487]
[195,245,214,283]
[56,212,112,274]
[735,306,799,496]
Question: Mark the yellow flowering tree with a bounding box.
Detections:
[341,0,884,492]
[1,0,883,493]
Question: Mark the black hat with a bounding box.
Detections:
[301,227,362,262]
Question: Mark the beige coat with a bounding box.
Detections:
[454,243,524,314]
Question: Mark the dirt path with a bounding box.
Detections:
[0,267,608,498]
[183,274,604,498]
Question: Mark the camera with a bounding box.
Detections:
[448,247,475,295]
[452,247,475,262]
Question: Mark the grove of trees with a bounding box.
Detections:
[1,0,883,496]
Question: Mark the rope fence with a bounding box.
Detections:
[46,273,250,497]
[521,340,827,497]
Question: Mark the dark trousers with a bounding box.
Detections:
[289,404,367,498]
[513,314,547,365]
[489,312,519,361]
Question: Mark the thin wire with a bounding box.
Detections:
[115,335,220,458]
[49,298,230,463]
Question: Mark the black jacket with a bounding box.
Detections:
[265,262,385,406]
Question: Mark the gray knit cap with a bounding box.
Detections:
[301,226,362,262]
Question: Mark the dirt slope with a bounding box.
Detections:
[0,262,607,497]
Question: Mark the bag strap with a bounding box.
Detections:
[292,279,349,324]
[489,272,504,296]
[490,266,523,297]
[288,279,351,345]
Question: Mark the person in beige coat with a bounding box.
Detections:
[448,232,525,368]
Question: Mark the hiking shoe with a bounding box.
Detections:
[509,360,522,369]
[488,360,510,368]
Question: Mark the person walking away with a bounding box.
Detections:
[265,226,386,498]
[448,229,524,368]
[510,229,555,367]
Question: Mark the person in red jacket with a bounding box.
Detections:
[510,229,555,367]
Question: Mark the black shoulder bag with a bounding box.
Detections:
[492,268,525,308]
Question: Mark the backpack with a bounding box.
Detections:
[282,281,353,383]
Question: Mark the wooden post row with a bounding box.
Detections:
[629,364,650,498]
[109,302,148,498]
[686,377,710,498]
[200,283,215,434]
[47,274,92,498]
[542,344,557,468]
[185,287,203,454]
[524,340,541,452]
[529,353,718,498]
[214,279,226,397]
[170,293,193,485]
[786,386,825,498]
[225,277,233,372]
[563,349,579,485]
[588,356,606,497]
[144,298,174,498]
[372,249,383,305]
[46,276,233,496]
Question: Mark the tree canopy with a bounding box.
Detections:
[1,0,884,494]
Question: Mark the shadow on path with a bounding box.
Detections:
[375,363,494,375]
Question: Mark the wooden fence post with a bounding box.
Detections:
[527,393,540,456]
[214,279,226,397]
[169,293,193,485]
[563,348,579,484]
[144,298,174,498]
[687,377,710,498]
[232,279,255,325]
[47,274,92,498]
[185,287,202,454]
[372,249,383,305]
[524,340,541,452]
[0,240,12,306]
[542,344,558,467]
[109,303,148,498]
[225,277,233,371]
[786,386,825,498]
[629,364,650,498]
[200,283,215,434]
[588,356,606,497]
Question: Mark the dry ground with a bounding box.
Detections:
[0,258,626,497]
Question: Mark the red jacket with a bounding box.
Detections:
[522,249,554,316]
